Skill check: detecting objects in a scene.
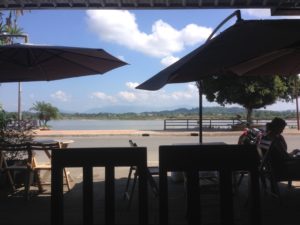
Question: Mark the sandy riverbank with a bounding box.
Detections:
[33,128,300,137]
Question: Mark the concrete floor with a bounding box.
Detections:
[1,174,300,225]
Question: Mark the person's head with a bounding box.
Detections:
[269,117,287,135]
[265,122,272,133]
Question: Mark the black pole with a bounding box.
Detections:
[197,9,241,143]
[296,96,299,130]
[198,81,203,143]
[293,77,300,130]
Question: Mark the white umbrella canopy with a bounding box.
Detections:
[136,18,300,91]
[0,43,127,82]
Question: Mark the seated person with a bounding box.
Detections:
[262,117,300,177]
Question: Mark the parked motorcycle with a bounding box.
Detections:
[238,126,263,145]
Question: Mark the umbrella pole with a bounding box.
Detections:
[0,34,29,122]
[294,77,299,130]
[198,81,203,144]
[196,9,242,143]
[18,82,22,121]
[296,95,300,131]
[197,10,242,144]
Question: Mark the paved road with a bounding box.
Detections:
[34,133,299,180]
[36,133,299,162]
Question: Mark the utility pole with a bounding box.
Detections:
[0,33,28,121]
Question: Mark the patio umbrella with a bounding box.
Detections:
[0,43,127,121]
[136,11,300,142]
[137,19,300,90]
[0,43,127,82]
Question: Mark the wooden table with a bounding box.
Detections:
[33,139,74,148]
[31,139,74,192]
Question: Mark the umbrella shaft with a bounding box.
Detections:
[18,82,22,121]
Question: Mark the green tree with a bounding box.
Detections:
[0,11,24,44]
[30,101,60,128]
[201,74,300,123]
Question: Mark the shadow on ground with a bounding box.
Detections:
[1,175,300,225]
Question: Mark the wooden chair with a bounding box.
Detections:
[257,139,300,201]
[30,142,71,192]
[159,144,261,225]
[0,143,33,199]
[123,140,159,207]
[51,147,148,225]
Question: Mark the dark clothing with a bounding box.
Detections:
[268,135,289,165]
[262,135,300,178]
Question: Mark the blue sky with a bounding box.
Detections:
[0,8,298,113]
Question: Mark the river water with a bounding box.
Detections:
[47,119,164,130]
[47,119,297,130]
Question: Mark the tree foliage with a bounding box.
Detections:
[0,105,34,160]
[30,101,60,128]
[0,11,24,45]
[201,74,300,123]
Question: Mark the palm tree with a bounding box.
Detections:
[30,101,60,129]
[0,10,25,44]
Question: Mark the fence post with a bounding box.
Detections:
[187,119,189,130]
[164,120,166,130]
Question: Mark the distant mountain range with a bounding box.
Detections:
[83,105,195,114]
[63,106,295,115]
[148,107,246,115]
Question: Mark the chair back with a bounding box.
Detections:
[0,143,32,165]
[30,142,61,159]
[0,143,33,195]
[159,144,261,225]
[129,139,138,147]
[257,139,272,171]
[51,147,148,225]
[30,141,61,150]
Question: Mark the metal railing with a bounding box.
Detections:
[163,119,298,131]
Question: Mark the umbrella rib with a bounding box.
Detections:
[39,49,125,74]
[28,47,50,78]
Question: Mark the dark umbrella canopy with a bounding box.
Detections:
[137,19,300,91]
[0,43,127,82]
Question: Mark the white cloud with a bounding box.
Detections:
[117,82,199,106]
[242,8,300,19]
[90,92,117,103]
[180,24,212,46]
[171,83,198,100]
[242,9,271,18]
[117,55,125,61]
[126,82,139,90]
[160,55,179,67]
[86,10,212,60]
[51,90,70,102]
[119,91,137,102]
